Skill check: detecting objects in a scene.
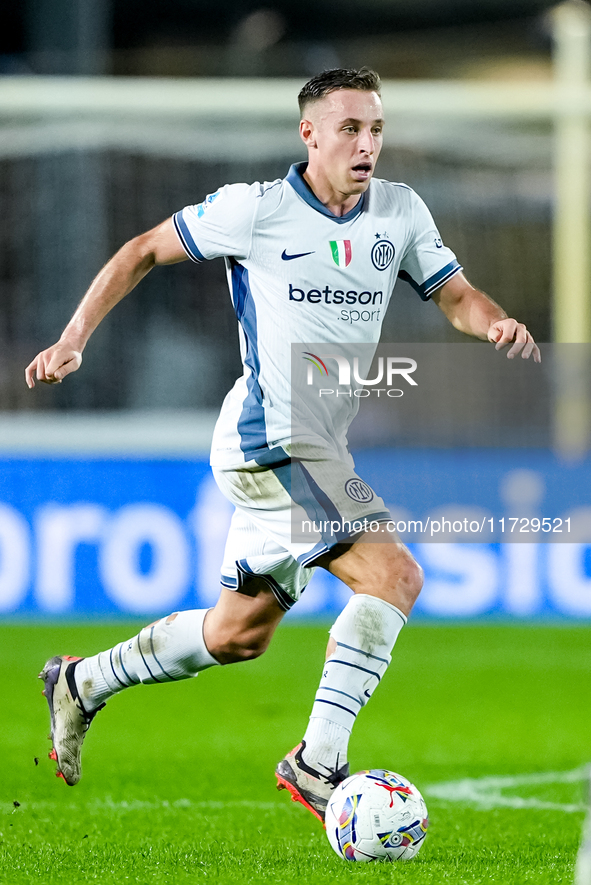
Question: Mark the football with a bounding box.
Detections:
[325,769,428,862]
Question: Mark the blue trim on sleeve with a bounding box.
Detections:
[286,162,366,223]
[423,260,463,296]
[398,259,462,302]
[173,211,206,263]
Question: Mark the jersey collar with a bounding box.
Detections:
[286,162,366,224]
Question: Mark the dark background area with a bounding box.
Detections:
[1,1,558,77]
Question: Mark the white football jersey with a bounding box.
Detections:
[173,162,461,468]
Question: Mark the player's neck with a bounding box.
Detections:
[302,167,363,217]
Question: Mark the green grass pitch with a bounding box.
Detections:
[1,621,590,884]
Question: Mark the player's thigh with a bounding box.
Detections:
[318,527,423,616]
[204,585,286,664]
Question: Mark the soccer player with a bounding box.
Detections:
[25,68,540,822]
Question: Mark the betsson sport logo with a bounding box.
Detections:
[302,352,418,399]
[287,235,395,325]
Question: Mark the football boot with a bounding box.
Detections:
[275,740,349,823]
[39,655,104,786]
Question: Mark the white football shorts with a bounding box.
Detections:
[212,453,391,610]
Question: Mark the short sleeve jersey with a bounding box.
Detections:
[173,162,461,468]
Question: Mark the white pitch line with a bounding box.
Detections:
[10,769,588,816]
[426,766,588,814]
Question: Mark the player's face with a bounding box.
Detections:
[301,89,384,197]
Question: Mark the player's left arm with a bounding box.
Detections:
[432,271,541,362]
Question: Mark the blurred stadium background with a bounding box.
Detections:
[0,0,591,621]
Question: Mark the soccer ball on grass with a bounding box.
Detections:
[325,769,428,862]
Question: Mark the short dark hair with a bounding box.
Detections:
[298,68,381,116]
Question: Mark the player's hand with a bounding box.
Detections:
[487,318,541,363]
[25,342,82,388]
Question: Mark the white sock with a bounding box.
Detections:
[301,594,406,773]
[74,609,219,711]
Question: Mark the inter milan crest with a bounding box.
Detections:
[330,240,352,267]
[371,233,395,270]
[344,478,374,503]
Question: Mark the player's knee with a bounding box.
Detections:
[400,556,424,605]
[364,550,423,611]
[384,548,422,588]
[391,550,423,600]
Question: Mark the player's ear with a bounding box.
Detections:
[299,118,317,148]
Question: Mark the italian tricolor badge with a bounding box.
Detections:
[330,240,352,267]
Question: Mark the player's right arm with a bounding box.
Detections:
[25,218,186,388]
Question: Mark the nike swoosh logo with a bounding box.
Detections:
[281,249,315,261]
